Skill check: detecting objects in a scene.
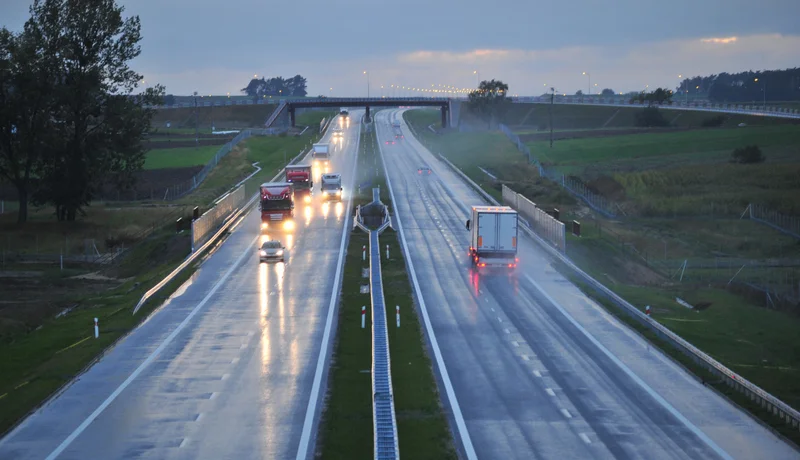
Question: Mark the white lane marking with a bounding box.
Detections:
[490,307,495,312]
[230,358,239,364]
[44,235,259,460]
[195,413,204,422]
[503,328,510,334]
[525,275,733,460]
[296,113,363,460]
[209,392,217,400]
[497,317,502,323]
[545,388,556,397]
[512,341,520,348]
[522,355,530,361]
[580,433,592,444]
[239,343,247,350]
[179,438,189,448]
[221,374,230,381]
[561,408,573,419]
[376,110,477,460]
[533,370,542,377]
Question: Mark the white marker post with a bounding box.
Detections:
[362,245,366,261]
[645,305,651,317]
[386,244,389,259]
[396,305,400,328]
[94,318,99,338]
[361,306,366,329]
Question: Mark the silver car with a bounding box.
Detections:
[259,240,286,263]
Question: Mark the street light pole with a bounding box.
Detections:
[193,91,198,147]
[582,71,591,95]
[363,71,370,98]
[550,87,555,149]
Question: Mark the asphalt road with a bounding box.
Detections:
[375,108,799,460]
[0,112,362,460]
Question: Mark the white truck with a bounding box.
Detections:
[468,206,519,269]
[320,173,343,201]
[312,143,330,163]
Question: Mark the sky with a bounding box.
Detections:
[2,0,800,97]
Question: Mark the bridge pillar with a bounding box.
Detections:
[365,105,371,122]
[289,106,296,127]
[440,105,449,128]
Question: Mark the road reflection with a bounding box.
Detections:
[304,205,312,227]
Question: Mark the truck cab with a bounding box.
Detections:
[259,182,295,232]
[320,173,343,201]
[285,165,313,204]
[468,206,519,270]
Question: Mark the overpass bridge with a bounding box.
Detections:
[265,97,457,128]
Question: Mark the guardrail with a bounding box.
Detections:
[369,230,400,459]
[434,146,800,434]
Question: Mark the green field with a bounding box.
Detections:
[404,107,800,433]
[144,145,221,169]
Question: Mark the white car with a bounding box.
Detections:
[258,240,285,263]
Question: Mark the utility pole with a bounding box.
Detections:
[550,87,555,148]
[193,91,199,148]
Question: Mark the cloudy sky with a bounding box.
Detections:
[2,0,799,97]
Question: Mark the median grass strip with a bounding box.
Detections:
[404,108,800,444]
[318,115,455,458]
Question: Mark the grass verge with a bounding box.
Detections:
[0,226,207,435]
[144,145,221,169]
[404,108,800,444]
[317,115,455,458]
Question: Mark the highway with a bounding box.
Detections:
[375,108,799,460]
[0,112,362,460]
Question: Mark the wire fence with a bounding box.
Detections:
[498,123,618,218]
[748,203,800,240]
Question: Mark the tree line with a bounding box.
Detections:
[679,67,800,103]
[0,0,160,223]
[241,75,308,99]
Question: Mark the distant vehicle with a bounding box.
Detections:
[340,108,349,118]
[258,240,285,263]
[332,127,343,137]
[285,164,313,204]
[312,143,330,164]
[391,121,401,128]
[259,182,295,232]
[385,139,396,145]
[418,166,432,175]
[468,206,518,270]
[320,173,343,201]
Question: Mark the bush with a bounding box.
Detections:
[701,115,726,127]
[730,145,765,164]
[635,107,669,127]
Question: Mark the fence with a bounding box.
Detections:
[501,185,566,252]
[497,123,618,218]
[748,203,800,240]
[162,128,285,201]
[190,184,246,251]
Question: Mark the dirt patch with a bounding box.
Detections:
[586,175,627,201]
[517,127,697,142]
[618,257,665,286]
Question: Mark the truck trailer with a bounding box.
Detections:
[320,173,343,201]
[260,182,295,232]
[312,143,330,165]
[285,164,313,204]
[468,206,519,269]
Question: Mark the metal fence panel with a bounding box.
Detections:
[191,185,246,251]
[502,184,566,252]
[750,203,800,240]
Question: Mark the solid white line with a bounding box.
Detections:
[560,408,572,419]
[546,388,556,397]
[44,235,259,460]
[295,114,362,460]
[525,274,733,460]
[580,433,592,444]
[376,110,478,460]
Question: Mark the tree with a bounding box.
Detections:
[468,79,510,129]
[601,88,615,97]
[730,145,764,164]
[0,25,57,223]
[635,106,669,127]
[575,89,583,96]
[25,0,162,221]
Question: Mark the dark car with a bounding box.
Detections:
[385,139,396,145]
[418,166,432,175]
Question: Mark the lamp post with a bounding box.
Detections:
[754,78,766,109]
[363,71,370,98]
[582,71,591,95]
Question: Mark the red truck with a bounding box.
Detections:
[260,182,295,232]
[285,164,313,204]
